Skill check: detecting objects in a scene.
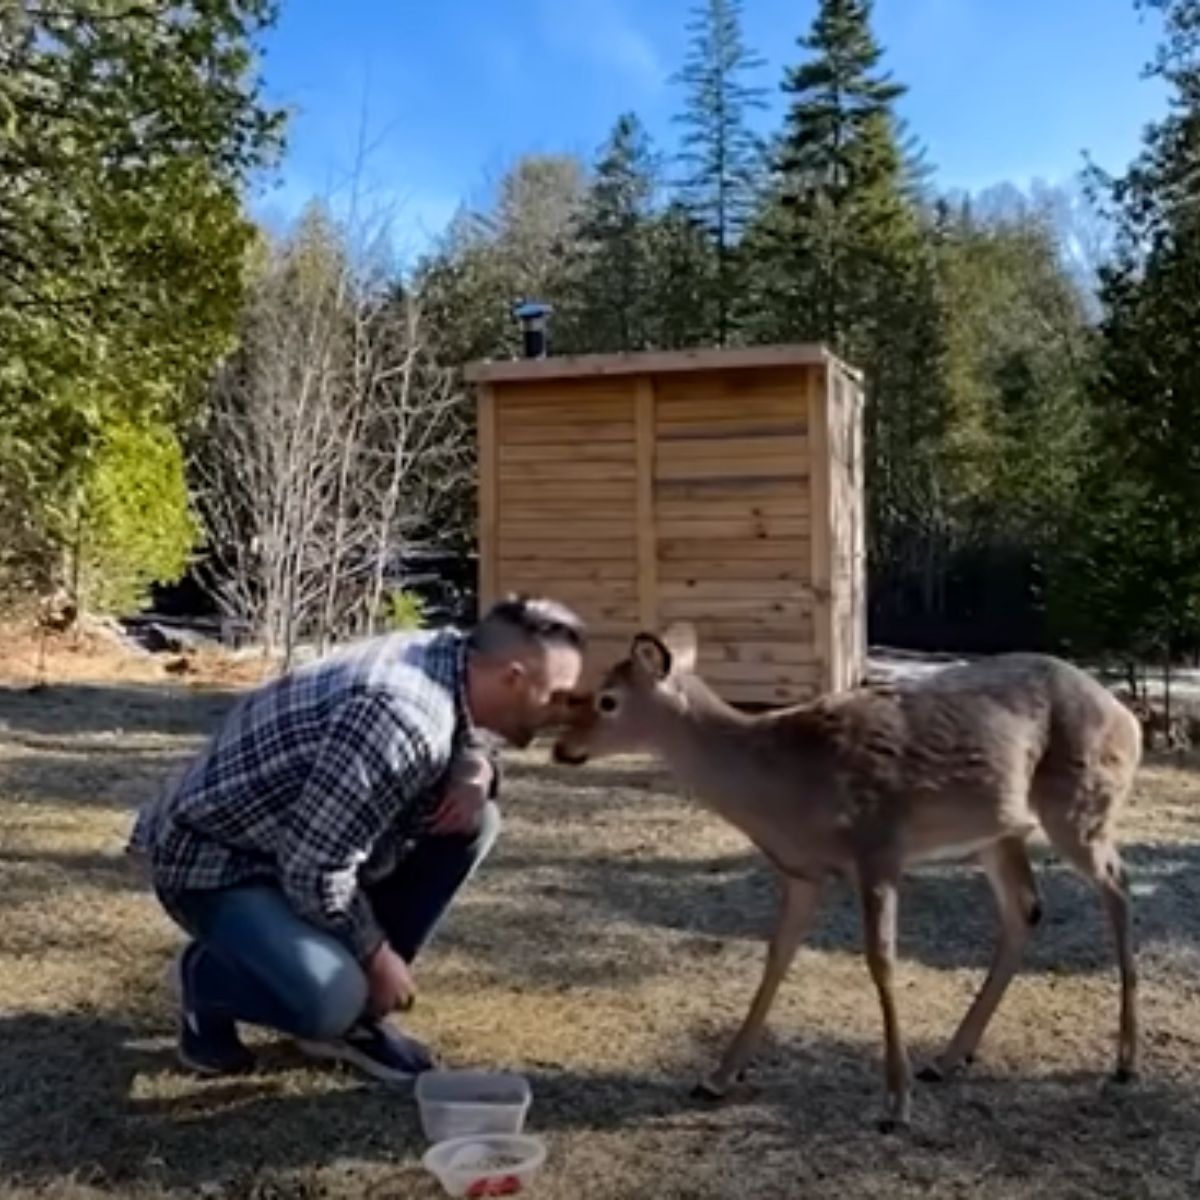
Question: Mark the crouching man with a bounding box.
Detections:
[127,596,585,1083]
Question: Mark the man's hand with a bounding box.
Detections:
[428,757,494,836]
[366,941,416,1016]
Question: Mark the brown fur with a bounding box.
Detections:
[552,628,1142,1131]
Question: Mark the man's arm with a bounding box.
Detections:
[276,691,439,961]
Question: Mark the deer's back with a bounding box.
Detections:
[762,653,1139,866]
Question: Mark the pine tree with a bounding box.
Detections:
[573,113,659,352]
[763,0,913,348]
[645,202,717,349]
[1058,0,1200,665]
[743,0,960,634]
[671,0,767,343]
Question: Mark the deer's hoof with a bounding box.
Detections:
[1112,1066,1139,1086]
[691,1079,728,1103]
[916,1064,945,1084]
[877,1116,910,1136]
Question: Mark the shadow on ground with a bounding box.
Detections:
[0,1008,1194,1198]
[0,683,238,738]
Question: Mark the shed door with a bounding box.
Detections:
[650,369,819,705]
[493,379,640,682]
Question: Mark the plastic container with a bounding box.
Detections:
[415,1070,532,1144]
[422,1133,546,1197]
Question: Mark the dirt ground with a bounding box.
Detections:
[1,642,1199,1198]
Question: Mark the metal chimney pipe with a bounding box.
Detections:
[513,300,552,359]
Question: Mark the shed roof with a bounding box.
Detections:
[463,343,861,385]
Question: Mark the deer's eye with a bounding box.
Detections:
[597,692,620,715]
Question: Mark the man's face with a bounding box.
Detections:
[495,643,583,748]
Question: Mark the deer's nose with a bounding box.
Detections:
[552,742,589,766]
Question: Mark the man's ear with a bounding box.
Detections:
[661,622,697,674]
[630,632,672,681]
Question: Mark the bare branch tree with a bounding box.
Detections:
[194,205,471,663]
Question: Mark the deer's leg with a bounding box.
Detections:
[859,872,911,1132]
[1037,775,1139,1084]
[1045,831,1139,1081]
[694,875,821,1101]
[1099,847,1139,1082]
[920,836,1040,1083]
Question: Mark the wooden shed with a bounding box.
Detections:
[464,345,866,705]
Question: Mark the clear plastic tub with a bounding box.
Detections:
[422,1133,546,1197]
[415,1070,532,1144]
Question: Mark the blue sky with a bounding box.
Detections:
[252,0,1169,262]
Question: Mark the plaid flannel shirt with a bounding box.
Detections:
[127,627,497,961]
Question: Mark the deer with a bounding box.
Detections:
[550,624,1142,1132]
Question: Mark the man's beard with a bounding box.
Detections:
[509,719,536,749]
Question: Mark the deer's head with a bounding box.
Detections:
[551,623,698,766]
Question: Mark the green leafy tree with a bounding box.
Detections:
[70,421,200,615]
[671,0,766,342]
[0,0,283,606]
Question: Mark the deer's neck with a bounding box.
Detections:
[650,678,783,829]
[647,679,838,875]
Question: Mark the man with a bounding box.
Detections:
[127,595,585,1083]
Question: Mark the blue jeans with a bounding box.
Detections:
[158,802,500,1041]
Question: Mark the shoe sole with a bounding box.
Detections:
[294,1037,422,1087]
[176,1046,254,1077]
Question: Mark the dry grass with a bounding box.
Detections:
[1,652,1199,1198]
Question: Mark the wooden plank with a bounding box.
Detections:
[657,419,807,441]
[808,364,833,692]
[477,384,498,608]
[702,640,818,667]
[499,461,637,482]
[660,595,812,620]
[708,679,819,705]
[552,601,640,626]
[499,442,636,465]
[655,517,808,540]
[499,482,636,504]
[497,561,637,583]
[496,376,640,403]
[494,576,637,598]
[655,460,807,483]
[500,504,638,524]
[657,537,810,563]
[654,496,808,520]
[501,403,634,425]
[500,423,634,446]
[652,366,815,400]
[658,579,813,601]
[465,346,830,384]
[655,397,806,424]
[655,477,811,502]
[658,559,811,583]
[689,624,815,648]
[697,660,821,687]
[636,377,658,630]
[656,435,808,463]
[499,540,637,561]
[500,520,634,542]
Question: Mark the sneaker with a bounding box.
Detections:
[296,1018,435,1085]
[169,945,256,1077]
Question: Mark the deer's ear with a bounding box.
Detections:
[631,632,672,681]
[661,622,697,674]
